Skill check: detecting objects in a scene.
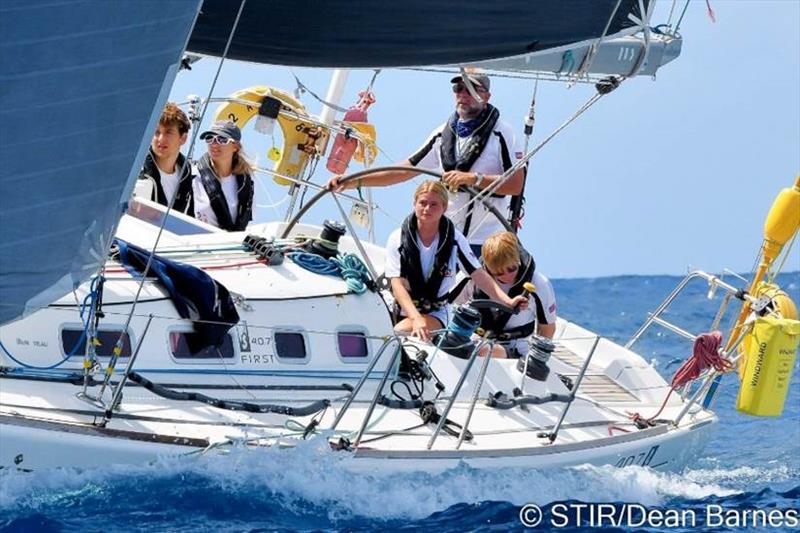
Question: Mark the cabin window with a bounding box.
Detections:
[169,331,235,359]
[61,327,132,358]
[337,331,369,358]
[274,331,307,359]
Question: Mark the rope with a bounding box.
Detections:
[94,0,250,399]
[332,254,370,294]
[0,276,101,369]
[288,252,339,275]
[628,331,730,425]
[291,71,349,113]
[288,252,370,294]
[365,69,381,92]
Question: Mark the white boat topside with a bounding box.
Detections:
[0,197,719,472]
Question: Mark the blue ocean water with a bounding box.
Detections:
[1,272,798,532]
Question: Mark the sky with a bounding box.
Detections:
[169,0,800,279]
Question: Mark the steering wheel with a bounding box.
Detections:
[469,299,517,316]
[279,166,513,239]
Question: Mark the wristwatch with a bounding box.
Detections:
[474,172,485,188]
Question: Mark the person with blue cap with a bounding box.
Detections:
[329,72,526,258]
[192,121,255,231]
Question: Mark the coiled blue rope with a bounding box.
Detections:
[288,252,369,294]
[288,252,340,276]
[332,254,369,295]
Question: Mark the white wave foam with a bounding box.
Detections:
[684,462,797,486]
[1,437,757,521]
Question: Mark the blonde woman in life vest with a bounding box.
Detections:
[384,181,528,341]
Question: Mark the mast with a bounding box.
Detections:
[283,69,350,223]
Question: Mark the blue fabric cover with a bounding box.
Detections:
[115,239,240,348]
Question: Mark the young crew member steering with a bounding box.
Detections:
[385,181,528,342]
[475,231,557,358]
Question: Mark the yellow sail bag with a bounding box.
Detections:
[736,316,800,416]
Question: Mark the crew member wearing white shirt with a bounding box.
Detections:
[192,121,254,232]
[330,72,526,256]
[385,181,528,341]
[137,102,194,214]
[474,231,557,358]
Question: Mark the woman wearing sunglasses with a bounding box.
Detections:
[192,121,254,231]
[474,231,557,358]
[385,181,528,342]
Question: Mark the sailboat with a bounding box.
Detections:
[1,0,798,473]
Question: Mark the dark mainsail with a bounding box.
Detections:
[0,0,653,326]
[188,0,649,67]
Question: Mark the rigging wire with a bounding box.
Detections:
[674,0,691,32]
[666,0,679,28]
[451,87,610,226]
[768,230,798,284]
[94,0,250,398]
[291,71,348,113]
[571,0,623,81]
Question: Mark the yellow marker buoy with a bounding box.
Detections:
[736,316,800,416]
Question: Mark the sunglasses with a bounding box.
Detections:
[452,82,487,94]
[205,135,236,145]
[491,263,519,277]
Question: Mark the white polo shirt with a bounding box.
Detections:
[385,225,481,303]
[408,118,523,245]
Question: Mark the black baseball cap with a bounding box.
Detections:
[450,73,490,91]
[200,120,241,142]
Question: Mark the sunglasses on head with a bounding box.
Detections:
[452,82,487,94]
[491,263,519,277]
[205,135,236,145]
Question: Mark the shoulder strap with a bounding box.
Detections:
[408,131,442,167]
[197,155,236,231]
[492,130,513,172]
[173,152,194,214]
[398,215,456,309]
[439,105,500,173]
[427,217,455,293]
[507,246,535,297]
[474,244,536,334]
[140,150,167,205]
[233,172,254,231]
[497,126,527,233]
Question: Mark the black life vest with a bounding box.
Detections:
[474,245,536,338]
[440,104,500,173]
[398,214,456,312]
[440,104,515,236]
[196,153,254,232]
[138,148,194,214]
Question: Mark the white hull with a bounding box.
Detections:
[0,205,720,473]
[0,408,715,473]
